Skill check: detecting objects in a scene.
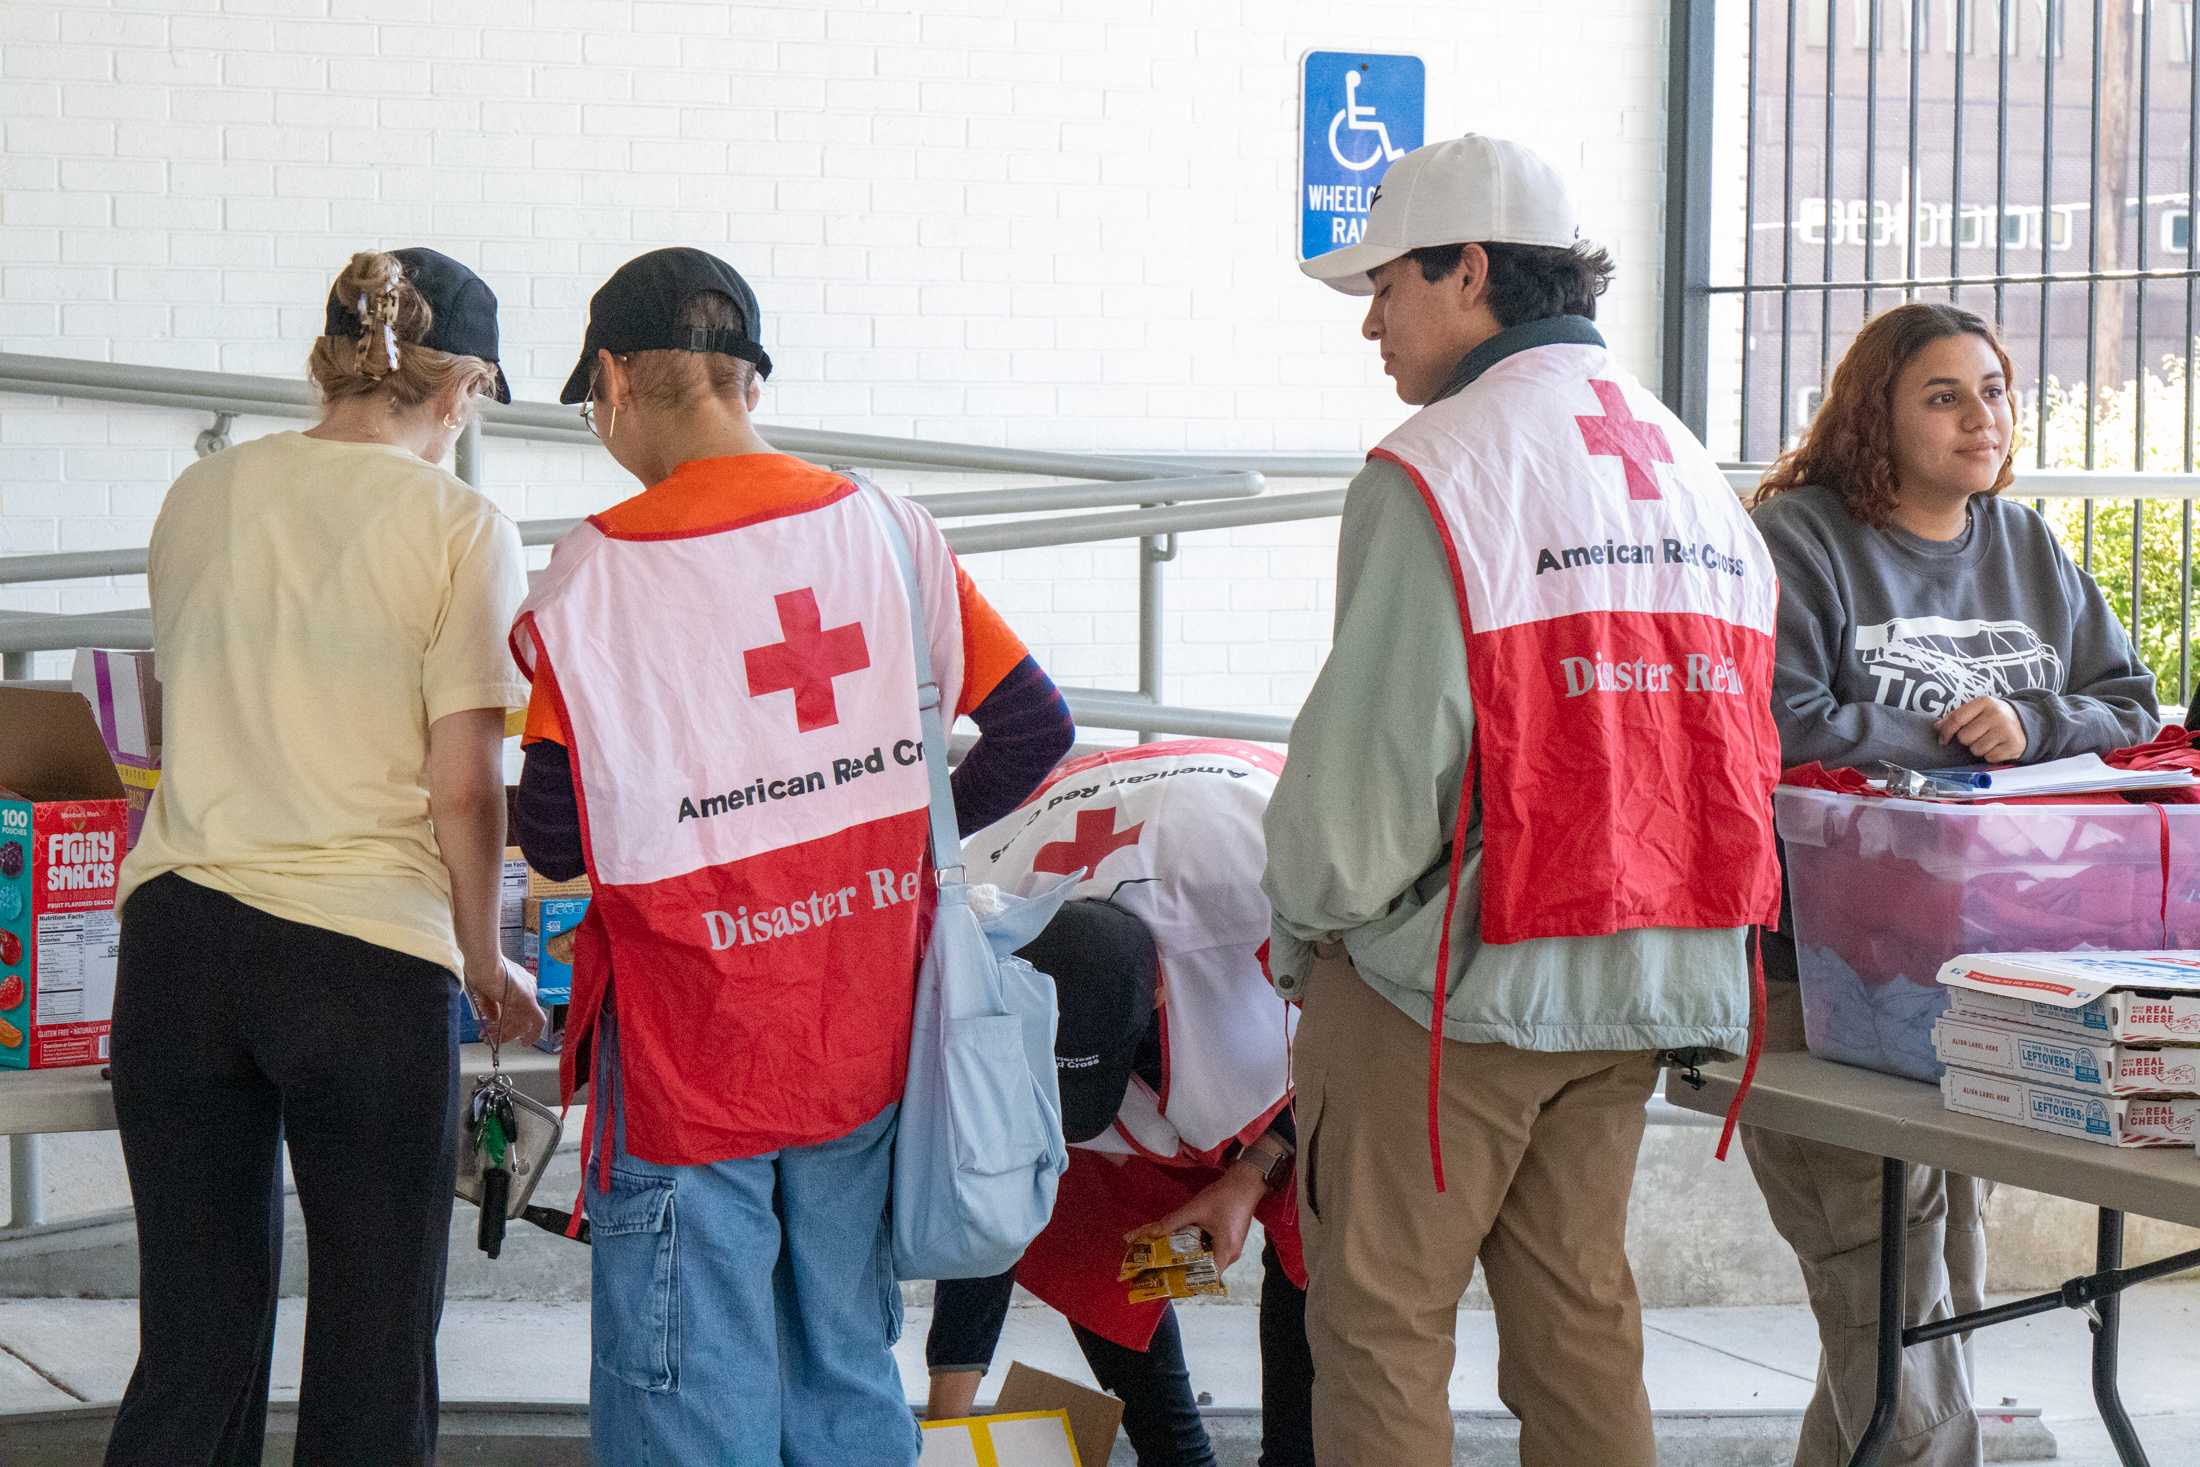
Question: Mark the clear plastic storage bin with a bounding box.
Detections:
[1773,787,2200,1082]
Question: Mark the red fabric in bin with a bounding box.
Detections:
[2108,724,2200,803]
[1779,762,1875,796]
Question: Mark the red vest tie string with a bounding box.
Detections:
[2157,804,2173,947]
[1714,928,1767,1161]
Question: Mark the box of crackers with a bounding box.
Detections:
[0,689,129,1070]
[523,894,589,1007]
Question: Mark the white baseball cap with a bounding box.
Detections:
[1302,134,1582,296]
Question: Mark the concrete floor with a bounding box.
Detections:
[4,1285,2196,1464]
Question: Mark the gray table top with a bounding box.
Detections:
[1666,1053,2200,1229]
[0,1045,572,1138]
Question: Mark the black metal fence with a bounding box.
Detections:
[1671,0,2200,703]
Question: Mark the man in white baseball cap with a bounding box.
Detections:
[1263,135,1784,1466]
[1301,132,1584,293]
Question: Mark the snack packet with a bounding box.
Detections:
[1126,1255,1227,1304]
[1120,1229,1209,1281]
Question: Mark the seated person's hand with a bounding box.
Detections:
[1934,696,2027,764]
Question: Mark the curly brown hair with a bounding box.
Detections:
[1753,302,2017,527]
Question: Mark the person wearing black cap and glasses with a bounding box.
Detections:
[105,248,543,1467]
[509,247,1072,1467]
[926,740,1312,1467]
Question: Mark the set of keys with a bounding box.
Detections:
[468,1075,520,1258]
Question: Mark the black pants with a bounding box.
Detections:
[103,873,461,1467]
[932,1241,1316,1467]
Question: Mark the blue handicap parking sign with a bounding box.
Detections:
[1299,51,1426,263]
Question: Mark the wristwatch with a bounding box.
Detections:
[1234,1134,1295,1189]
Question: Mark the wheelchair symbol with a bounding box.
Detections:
[1328,70,1406,172]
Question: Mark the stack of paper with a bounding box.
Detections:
[1880,753,2197,801]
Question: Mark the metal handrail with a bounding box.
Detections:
[1109,457,2200,500]
[13,350,2192,504]
[1720,465,2200,498]
[1062,690,1293,743]
[504,473,1269,552]
[0,615,155,656]
[0,490,1351,656]
[0,473,1267,586]
[947,489,1348,555]
[0,351,1181,481]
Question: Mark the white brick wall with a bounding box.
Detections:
[0,0,1679,717]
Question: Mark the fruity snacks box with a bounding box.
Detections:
[0,688,128,1069]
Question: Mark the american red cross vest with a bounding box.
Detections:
[511,478,966,1166]
[1373,343,1783,948]
[1374,340,1784,1181]
[966,739,1295,1168]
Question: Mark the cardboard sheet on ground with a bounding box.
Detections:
[919,1362,1122,1467]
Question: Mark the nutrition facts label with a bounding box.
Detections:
[34,910,120,1025]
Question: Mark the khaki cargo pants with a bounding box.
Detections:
[1741,977,1989,1467]
[1293,952,1661,1467]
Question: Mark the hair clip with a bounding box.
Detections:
[357,284,403,376]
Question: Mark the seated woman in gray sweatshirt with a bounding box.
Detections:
[1748,302,2159,1467]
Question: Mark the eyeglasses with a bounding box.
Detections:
[578,358,626,440]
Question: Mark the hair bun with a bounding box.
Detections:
[331,250,432,378]
[309,249,495,410]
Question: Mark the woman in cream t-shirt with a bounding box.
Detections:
[103,249,544,1467]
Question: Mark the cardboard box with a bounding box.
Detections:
[0,689,129,1069]
[1932,1013,2200,1097]
[1941,1066,2200,1146]
[526,867,590,903]
[70,649,160,851]
[920,1364,1122,1467]
[1939,952,2200,1045]
[523,894,589,1006]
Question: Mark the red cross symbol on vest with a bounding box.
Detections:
[1574,379,1673,502]
[743,588,871,733]
[1031,807,1146,877]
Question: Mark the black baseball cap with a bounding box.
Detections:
[559,246,774,404]
[1017,898,1159,1145]
[322,247,511,403]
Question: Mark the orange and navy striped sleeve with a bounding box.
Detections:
[953,562,1031,718]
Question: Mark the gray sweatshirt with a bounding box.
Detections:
[1751,485,2160,772]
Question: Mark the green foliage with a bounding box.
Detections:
[2021,355,2200,704]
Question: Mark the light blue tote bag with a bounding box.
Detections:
[862,484,1072,1281]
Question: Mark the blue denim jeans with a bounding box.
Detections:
[588,1022,917,1467]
